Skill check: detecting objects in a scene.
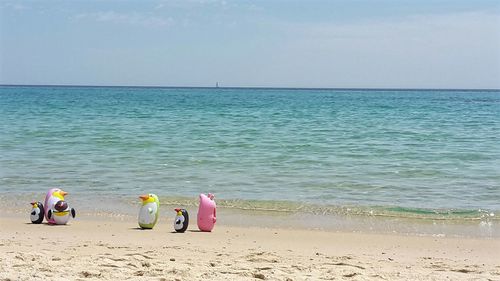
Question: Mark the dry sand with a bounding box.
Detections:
[1,214,499,281]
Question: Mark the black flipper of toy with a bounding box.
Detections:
[71,208,76,218]
[181,210,189,232]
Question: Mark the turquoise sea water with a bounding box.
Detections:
[1,86,499,221]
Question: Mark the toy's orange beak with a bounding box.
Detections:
[30,202,36,206]
[60,190,68,197]
[139,194,150,201]
[174,208,181,212]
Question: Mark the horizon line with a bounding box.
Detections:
[1,83,499,92]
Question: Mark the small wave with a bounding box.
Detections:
[152,196,498,221]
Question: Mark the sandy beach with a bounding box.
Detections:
[2,0,500,280]
[1,213,499,281]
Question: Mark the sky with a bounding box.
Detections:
[1,0,499,89]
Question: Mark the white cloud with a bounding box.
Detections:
[154,0,224,9]
[74,11,174,28]
[2,2,30,11]
[215,10,499,88]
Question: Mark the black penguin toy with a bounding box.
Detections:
[174,208,189,233]
[30,201,45,224]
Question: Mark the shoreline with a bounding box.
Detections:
[1,214,499,280]
[0,193,500,239]
[2,192,498,238]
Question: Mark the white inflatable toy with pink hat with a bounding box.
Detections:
[44,188,76,225]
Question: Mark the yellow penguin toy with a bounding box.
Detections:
[138,194,160,229]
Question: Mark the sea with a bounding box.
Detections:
[1,86,499,236]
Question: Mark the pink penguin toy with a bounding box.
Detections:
[197,193,216,232]
[44,188,68,225]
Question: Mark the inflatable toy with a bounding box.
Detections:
[30,201,44,224]
[197,193,216,232]
[174,208,189,233]
[138,194,160,229]
[44,188,68,224]
[47,200,76,225]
